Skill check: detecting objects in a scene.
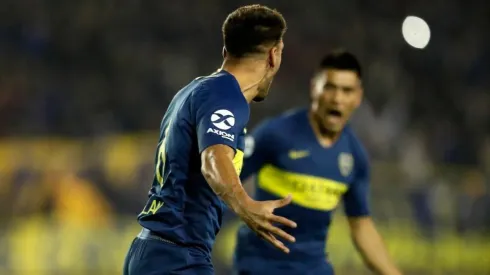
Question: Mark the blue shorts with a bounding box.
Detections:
[233,257,334,275]
[123,230,214,275]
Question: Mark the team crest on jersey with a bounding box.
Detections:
[244,136,254,157]
[338,152,354,177]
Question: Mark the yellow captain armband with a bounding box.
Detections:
[233,150,244,175]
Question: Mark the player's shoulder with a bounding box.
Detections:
[343,125,370,167]
[193,70,243,99]
[190,71,249,117]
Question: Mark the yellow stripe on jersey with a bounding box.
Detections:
[257,165,348,211]
[233,149,244,175]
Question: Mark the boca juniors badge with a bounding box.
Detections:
[338,152,354,177]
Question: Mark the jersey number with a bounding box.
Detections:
[155,122,171,186]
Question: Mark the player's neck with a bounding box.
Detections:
[221,59,266,103]
[307,111,340,148]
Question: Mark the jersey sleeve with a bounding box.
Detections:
[194,86,250,154]
[343,144,371,217]
[240,120,274,180]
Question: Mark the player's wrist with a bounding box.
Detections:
[230,189,254,215]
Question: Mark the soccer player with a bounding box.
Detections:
[123,5,297,275]
[233,50,402,275]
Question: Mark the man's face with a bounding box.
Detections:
[254,40,284,102]
[310,69,363,133]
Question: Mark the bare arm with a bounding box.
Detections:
[348,217,402,275]
[201,144,251,214]
[201,144,297,253]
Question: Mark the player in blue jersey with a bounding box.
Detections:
[233,50,402,275]
[122,5,298,275]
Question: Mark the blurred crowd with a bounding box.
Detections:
[0,0,489,273]
[1,1,489,151]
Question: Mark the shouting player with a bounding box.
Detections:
[123,5,297,275]
[233,50,402,275]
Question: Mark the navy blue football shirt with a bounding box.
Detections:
[138,70,249,254]
[234,108,370,271]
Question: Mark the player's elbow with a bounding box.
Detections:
[201,167,213,184]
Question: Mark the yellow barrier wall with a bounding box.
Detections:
[0,135,488,275]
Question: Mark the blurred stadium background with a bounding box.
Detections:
[0,0,489,274]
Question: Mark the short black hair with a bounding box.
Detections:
[319,49,362,78]
[222,5,287,58]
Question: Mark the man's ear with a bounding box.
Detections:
[222,47,227,59]
[355,87,364,108]
[268,46,279,69]
[310,75,317,92]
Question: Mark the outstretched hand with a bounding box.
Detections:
[237,195,297,253]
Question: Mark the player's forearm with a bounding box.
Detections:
[350,219,402,275]
[201,150,252,214]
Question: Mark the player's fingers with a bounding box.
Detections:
[263,223,296,243]
[258,231,290,254]
[268,214,297,228]
[273,194,292,208]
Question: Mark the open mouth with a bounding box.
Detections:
[326,109,342,118]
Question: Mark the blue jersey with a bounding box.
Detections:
[138,70,249,255]
[235,108,370,271]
